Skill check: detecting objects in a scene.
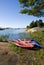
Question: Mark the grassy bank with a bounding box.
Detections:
[0,35,9,42]
[9,31,44,65]
[30,31,44,45]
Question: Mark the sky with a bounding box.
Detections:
[0,0,44,28]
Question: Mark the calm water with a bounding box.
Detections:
[0,29,30,40]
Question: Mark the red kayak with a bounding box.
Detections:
[13,39,34,48]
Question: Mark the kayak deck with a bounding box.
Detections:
[13,39,35,48]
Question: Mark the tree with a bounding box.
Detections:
[38,19,44,27]
[34,20,38,27]
[18,0,44,17]
[26,26,30,29]
[29,21,35,28]
[26,20,44,28]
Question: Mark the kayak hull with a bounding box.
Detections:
[13,39,41,49]
[30,39,42,48]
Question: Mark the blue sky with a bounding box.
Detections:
[0,0,44,28]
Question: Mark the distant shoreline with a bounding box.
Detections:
[0,27,26,30]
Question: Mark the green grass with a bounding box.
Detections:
[0,35,9,42]
[9,31,44,65]
[9,42,23,54]
[30,31,44,45]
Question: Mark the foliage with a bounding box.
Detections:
[29,21,36,28]
[26,19,44,28]
[0,35,9,42]
[9,42,23,54]
[18,0,44,17]
[30,31,44,44]
[26,25,30,29]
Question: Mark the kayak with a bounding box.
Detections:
[29,39,41,48]
[13,39,41,49]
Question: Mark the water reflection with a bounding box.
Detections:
[8,32,30,41]
[0,29,30,40]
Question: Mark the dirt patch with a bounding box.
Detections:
[0,42,18,65]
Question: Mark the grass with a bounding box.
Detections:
[9,42,24,54]
[0,35,9,42]
[30,31,44,45]
[9,31,44,65]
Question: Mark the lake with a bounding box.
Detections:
[0,28,30,40]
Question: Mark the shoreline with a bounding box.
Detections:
[25,27,44,33]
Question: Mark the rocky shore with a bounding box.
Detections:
[25,27,44,33]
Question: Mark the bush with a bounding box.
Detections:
[0,35,9,42]
[30,31,44,44]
